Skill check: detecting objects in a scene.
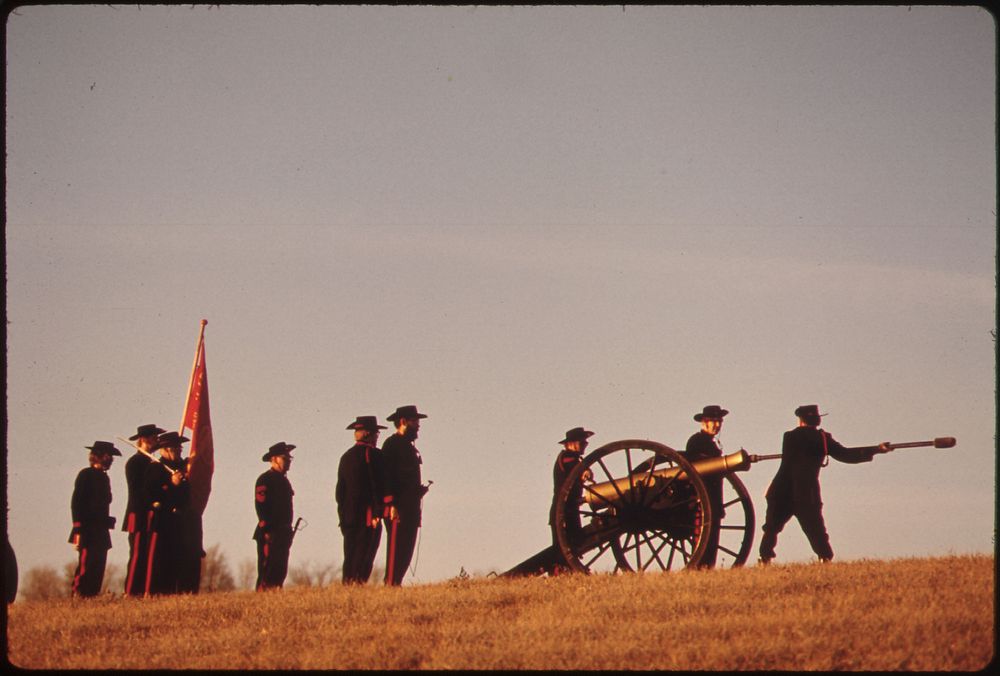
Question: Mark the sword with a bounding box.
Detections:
[386,517,399,584]
[290,517,305,545]
[116,436,181,476]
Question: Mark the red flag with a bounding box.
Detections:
[181,319,213,516]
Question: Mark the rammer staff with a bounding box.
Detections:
[749,436,956,461]
[886,436,956,450]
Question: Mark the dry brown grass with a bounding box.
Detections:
[5,554,993,670]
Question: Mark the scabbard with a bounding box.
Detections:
[386,518,399,584]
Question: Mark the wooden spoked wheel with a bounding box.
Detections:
[553,439,714,573]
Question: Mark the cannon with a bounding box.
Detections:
[502,435,957,576]
[503,439,771,576]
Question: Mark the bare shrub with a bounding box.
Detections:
[101,562,123,595]
[200,544,236,593]
[287,561,339,588]
[236,558,256,590]
[19,565,70,601]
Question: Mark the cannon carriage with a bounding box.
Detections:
[503,433,955,576]
[503,438,771,576]
[553,439,763,572]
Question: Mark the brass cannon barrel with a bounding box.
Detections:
[582,449,761,508]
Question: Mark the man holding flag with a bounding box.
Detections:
[143,431,191,595]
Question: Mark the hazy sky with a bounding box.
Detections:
[4,5,995,590]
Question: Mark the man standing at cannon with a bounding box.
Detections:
[382,405,430,586]
[254,442,296,590]
[499,426,595,577]
[759,405,891,564]
[337,416,388,585]
[549,427,595,550]
[686,405,729,568]
[122,423,164,597]
[69,441,121,597]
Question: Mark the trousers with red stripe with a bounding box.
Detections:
[72,543,108,597]
[255,529,292,590]
[384,506,420,586]
[123,512,151,597]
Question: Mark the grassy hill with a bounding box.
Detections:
[5,554,993,670]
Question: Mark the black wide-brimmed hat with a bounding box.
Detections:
[347,416,387,432]
[794,404,827,419]
[129,424,166,441]
[560,427,594,444]
[154,431,189,450]
[694,405,729,422]
[86,441,122,456]
[262,441,296,461]
[386,405,428,422]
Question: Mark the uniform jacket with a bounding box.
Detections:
[336,442,385,528]
[766,426,877,507]
[381,433,423,512]
[684,430,722,463]
[144,457,191,533]
[549,449,583,526]
[253,469,294,541]
[685,431,724,510]
[122,451,152,532]
[68,466,114,549]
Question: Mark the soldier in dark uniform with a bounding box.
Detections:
[685,405,728,568]
[336,416,388,585]
[759,405,891,564]
[382,405,430,586]
[4,539,16,604]
[253,442,296,591]
[122,423,164,597]
[69,441,121,597]
[143,431,191,596]
[499,427,595,578]
[549,427,594,546]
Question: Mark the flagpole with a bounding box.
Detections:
[180,319,208,433]
[177,318,212,593]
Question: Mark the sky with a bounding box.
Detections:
[4,5,996,592]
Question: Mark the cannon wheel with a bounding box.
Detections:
[553,439,714,573]
[716,472,755,568]
[607,469,754,570]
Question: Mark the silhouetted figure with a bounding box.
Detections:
[502,426,595,578]
[549,427,594,551]
[382,405,430,586]
[759,405,891,563]
[69,441,120,597]
[144,431,191,595]
[4,539,17,604]
[253,442,296,591]
[122,423,164,597]
[685,405,728,568]
[337,416,387,585]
